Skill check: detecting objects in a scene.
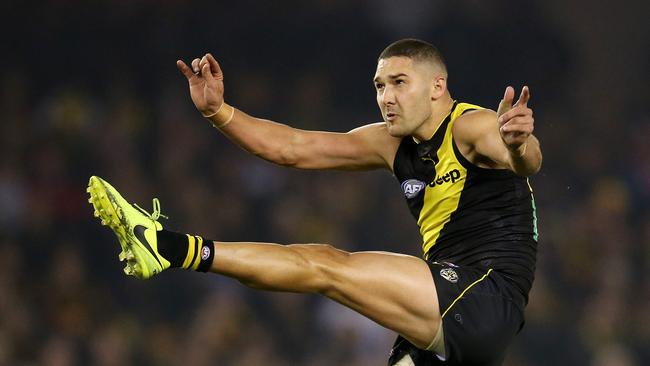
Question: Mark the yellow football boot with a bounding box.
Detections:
[87,176,170,279]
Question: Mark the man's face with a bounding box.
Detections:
[374,56,435,137]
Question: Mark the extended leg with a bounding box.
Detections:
[212,242,440,349]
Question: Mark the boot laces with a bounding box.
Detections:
[133,198,168,221]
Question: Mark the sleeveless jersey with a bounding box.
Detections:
[393,101,538,300]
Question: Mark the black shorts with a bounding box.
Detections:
[388,261,525,366]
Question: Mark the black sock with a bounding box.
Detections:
[157,229,214,272]
[157,230,188,267]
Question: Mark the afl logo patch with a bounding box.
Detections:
[401,179,425,199]
[440,268,458,283]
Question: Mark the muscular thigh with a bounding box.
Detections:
[306,246,441,349]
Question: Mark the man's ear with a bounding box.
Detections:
[431,75,447,100]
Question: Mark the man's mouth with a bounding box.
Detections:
[386,112,397,121]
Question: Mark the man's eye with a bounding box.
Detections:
[396,79,405,85]
[375,84,384,89]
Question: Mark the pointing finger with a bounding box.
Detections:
[176,60,194,80]
[497,86,515,118]
[514,86,530,108]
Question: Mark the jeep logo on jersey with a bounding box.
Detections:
[401,179,425,199]
[428,169,461,187]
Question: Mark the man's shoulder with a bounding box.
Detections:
[348,122,403,171]
[453,106,496,139]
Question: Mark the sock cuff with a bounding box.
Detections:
[197,240,215,272]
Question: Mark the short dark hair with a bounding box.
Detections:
[378,38,447,73]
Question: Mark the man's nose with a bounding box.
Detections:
[382,87,396,105]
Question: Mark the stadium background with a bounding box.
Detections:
[1,0,649,364]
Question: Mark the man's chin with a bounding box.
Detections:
[386,124,408,138]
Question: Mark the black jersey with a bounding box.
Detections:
[393,101,538,301]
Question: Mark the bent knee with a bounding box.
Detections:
[287,243,351,292]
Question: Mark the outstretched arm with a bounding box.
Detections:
[176,54,400,171]
[454,86,542,176]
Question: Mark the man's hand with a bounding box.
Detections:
[496,86,534,156]
[176,53,225,117]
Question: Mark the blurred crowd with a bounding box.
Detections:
[1,0,649,365]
